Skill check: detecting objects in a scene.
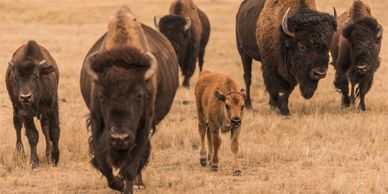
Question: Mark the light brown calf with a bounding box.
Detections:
[195,70,246,176]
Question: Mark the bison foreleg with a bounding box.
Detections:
[358,76,373,112]
[182,46,198,88]
[22,116,39,169]
[48,107,60,166]
[13,113,24,153]
[40,115,52,164]
[230,128,241,176]
[334,73,350,108]
[241,53,253,109]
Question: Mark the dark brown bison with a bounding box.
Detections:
[80,7,178,194]
[154,0,211,88]
[195,70,246,176]
[5,40,60,169]
[236,0,337,115]
[330,0,383,111]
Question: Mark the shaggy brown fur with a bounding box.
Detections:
[156,0,210,88]
[5,40,60,169]
[80,7,179,194]
[236,0,336,115]
[195,70,246,176]
[330,0,383,111]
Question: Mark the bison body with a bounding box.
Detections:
[195,70,245,176]
[236,0,337,115]
[5,40,60,169]
[80,7,178,194]
[330,0,383,111]
[155,0,211,88]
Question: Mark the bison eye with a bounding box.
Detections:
[34,73,39,79]
[136,92,143,100]
[297,43,307,51]
[241,105,245,110]
[225,105,230,110]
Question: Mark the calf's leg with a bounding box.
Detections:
[231,129,241,176]
[22,117,39,169]
[13,113,24,153]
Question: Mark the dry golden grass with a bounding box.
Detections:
[0,0,388,193]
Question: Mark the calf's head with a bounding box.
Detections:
[9,59,55,105]
[280,8,337,99]
[342,17,382,75]
[86,47,157,150]
[215,89,246,129]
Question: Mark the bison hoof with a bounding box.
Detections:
[134,184,145,190]
[211,165,218,172]
[200,158,207,167]
[30,159,39,169]
[51,154,59,166]
[358,105,366,112]
[108,176,124,191]
[16,143,24,153]
[233,170,242,176]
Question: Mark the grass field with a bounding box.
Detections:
[0,0,388,193]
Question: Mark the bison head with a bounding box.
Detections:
[280,8,337,99]
[85,47,157,150]
[215,89,246,130]
[9,59,55,105]
[342,17,382,76]
[154,15,191,60]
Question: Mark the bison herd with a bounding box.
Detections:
[4,0,383,193]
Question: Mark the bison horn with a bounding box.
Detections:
[377,24,383,39]
[8,61,15,67]
[184,17,191,31]
[333,7,337,19]
[154,16,160,30]
[84,52,99,81]
[282,7,295,37]
[38,60,46,66]
[144,52,157,80]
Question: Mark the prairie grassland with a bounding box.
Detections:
[0,0,388,193]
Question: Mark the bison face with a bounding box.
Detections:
[86,47,157,151]
[155,15,191,60]
[9,60,55,105]
[280,8,337,99]
[343,17,383,76]
[215,89,246,129]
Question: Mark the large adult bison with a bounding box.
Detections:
[80,7,179,194]
[236,0,337,115]
[330,0,383,111]
[154,0,210,88]
[5,40,60,169]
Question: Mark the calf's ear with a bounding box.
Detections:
[39,60,55,75]
[240,89,247,100]
[215,91,226,102]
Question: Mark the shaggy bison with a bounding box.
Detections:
[154,0,210,88]
[5,40,60,169]
[195,70,246,176]
[236,0,337,115]
[80,7,179,194]
[330,0,383,111]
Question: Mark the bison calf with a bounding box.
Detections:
[5,40,60,169]
[195,71,246,176]
[331,0,383,111]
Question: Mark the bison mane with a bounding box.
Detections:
[90,47,151,73]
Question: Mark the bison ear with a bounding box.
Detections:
[39,60,55,75]
[342,23,353,39]
[240,89,247,100]
[215,91,226,102]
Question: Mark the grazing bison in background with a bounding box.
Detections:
[80,7,179,194]
[154,0,210,88]
[195,70,246,176]
[330,0,383,111]
[5,40,60,169]
[236,0,337,115]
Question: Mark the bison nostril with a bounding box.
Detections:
[311,68,327,80]
[231,117,241,125]
[20,93,33,101]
